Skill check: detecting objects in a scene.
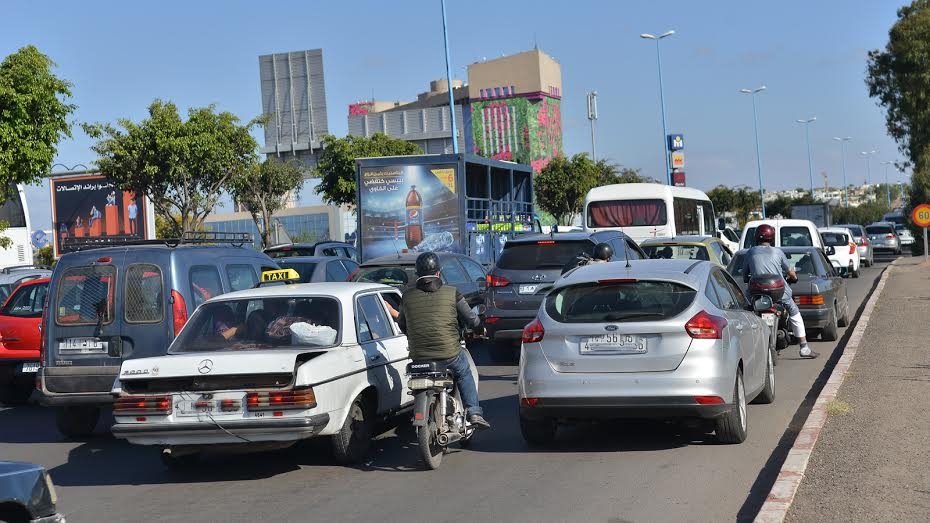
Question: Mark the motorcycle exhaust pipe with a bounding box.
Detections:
[437,432,462,446]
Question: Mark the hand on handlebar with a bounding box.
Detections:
[786,274,798,284]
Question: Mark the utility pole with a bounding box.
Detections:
[586,91,598,161]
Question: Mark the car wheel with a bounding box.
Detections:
[715,369,748,444]
[55,406,100,438]
[752,349,776,405]
[331,395,374,465]
[519,414,557,447]
[838,300,851,328]
[821,306,839,341]
[852,266,860,278]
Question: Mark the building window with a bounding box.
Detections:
[502,86,509,96]
[494,87,501,97]
[511,85,516,96]
[479,88,486,98]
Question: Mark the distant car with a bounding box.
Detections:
[895,224,915,247]
[264,242,358,261]
[718,226,742,254]
[0,268,51,304]
[276,256,360,283]
[349,252,487,308]
[865,222,901,255]
[0,277,48,404]
[640,235,734,267]
[740,219,825,251]
[834,223,874,267]
[0,461,65,522]
[728,246,850,341]
[819,227,860,278]
[518,260,774,446]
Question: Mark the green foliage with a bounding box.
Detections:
[84,100,258,234]
[594,160,658,186]
[0,46,75,198]
[906,150,930,254]
[534,153,598,226]
[832,201,892,227]
[34,245,55,267]
[313,134,421,208]
[766,193,817,219]
[707,185,762,227]
[155,211,205,239]
[230,157,303,248]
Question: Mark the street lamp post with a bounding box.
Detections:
[860,150,876,184]
[440,0,459,154]
[881,161,894,208]
[741,86,767,218]
[796,117,816,197]
[586,91,598,161]
[833,137,851,208]
[640,30,675,186]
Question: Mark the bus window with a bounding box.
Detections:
[700,201,716,235]
[673,198,700,235]
[587,199,667,227]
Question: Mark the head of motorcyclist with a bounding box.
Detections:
[592,242,613,262]
[414,251,442,291]
[755,224,776,246]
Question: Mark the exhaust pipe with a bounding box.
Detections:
[437,432,462,446]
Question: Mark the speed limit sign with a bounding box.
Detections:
[912,204,930,227]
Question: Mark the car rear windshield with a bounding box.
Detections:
[780,227,815,247]
[496,240,594,270]
[171,297,340,352]
[821,232,849,247]
[587,199,667,227]
[351,265,416,287]
[642,244,710,261]
[785,252,818,275]
[728,253,746,277]
[55,265,116,326]
[545,280,696,323]
[279,261,318,283]
[866,225,894,234]
[265,248,315,259]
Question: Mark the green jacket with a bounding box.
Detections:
[398,276,478,361]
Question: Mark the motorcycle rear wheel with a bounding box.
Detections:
[418,398,445,470]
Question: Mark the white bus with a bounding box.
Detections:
[0,184,34,268]
[583,183,717,243]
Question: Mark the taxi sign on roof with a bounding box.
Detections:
[261,268,300,283]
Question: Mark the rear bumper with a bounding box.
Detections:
[519,397,732,420]
[37,366,119,406]
[484,309,536,341]
[799,306,831,328]
[112,414,331,445]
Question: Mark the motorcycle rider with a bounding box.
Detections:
[396,252,491,430]
[561,242,614,275]
[745,224,819,359]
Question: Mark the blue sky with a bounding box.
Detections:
[3,0,908,230]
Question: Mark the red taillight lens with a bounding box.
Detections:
[521,317,545,343]
[887,233,895,239]
[486,274,510,287]
[484,316,500,324]
[536,240,555,245]
[520,397,540,407]
[694,395,725,405]
[685,311,728,339]
[794,295,825,306]
[849,242,856,255]
[220,399,242,412]
[246,388,317,411]
[114,395,172,415]
[171,290,187,337]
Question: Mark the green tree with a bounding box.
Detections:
[230,157,303,248]
[593,159,657,186]
[534,153,599,226]
[34,245,55,268]
[313,134,421,208]
[84,100,258,235]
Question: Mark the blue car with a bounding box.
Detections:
[0,461,65,522]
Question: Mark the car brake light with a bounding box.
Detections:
[521,317,545,343]
[794,295,825,305]
[171,290,187,337]
[536,240,555,245]
[484,316,500,324]
[685,311,727,339]
[520,397,540,407]
[694,396,725,405]
[487,274,510,287]
[246,388,317,411]
[597,279,636,284]
[849,242,856,255]
[113,395,172,415]
[887,233,895,239]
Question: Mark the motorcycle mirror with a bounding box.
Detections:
[752,295,774,312]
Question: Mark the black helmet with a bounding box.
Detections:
[593,242,614,261]
[415,252,441,276]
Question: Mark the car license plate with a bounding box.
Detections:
[175,399,221,417]
[581,334,646,354]
[19,362,39,373]
[518,284,539,295]
[761,313,777,329]
[58,337,106,353]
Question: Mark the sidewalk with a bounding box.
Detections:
[786,257,930,522]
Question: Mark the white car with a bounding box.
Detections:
[111,270,411,466]
[895,224,915,246]
[740,219,825,251]
[818,227,860,278]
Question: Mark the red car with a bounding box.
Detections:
[0,277,48,404]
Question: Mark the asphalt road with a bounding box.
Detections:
[0,256,896,523]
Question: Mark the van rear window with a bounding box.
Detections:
[55,266,115,326]
[546,280,696,323]
[125,264,163,323]
[588,199,667,227]
[780,227,814,247]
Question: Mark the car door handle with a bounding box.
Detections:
[369,354,382,361]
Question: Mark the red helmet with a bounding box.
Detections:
[755,224,776,244]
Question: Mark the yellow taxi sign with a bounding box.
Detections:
[261,268,300,283]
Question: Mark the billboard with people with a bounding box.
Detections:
[50,173,155,257]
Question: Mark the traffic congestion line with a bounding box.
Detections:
[753,259,897,523]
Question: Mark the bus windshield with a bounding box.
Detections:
[587,199,667,227]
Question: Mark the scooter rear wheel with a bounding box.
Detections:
[418,398,445,470]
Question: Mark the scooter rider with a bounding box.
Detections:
[745,224,819,359]
[561,242,613,275]
[396,252,492,430]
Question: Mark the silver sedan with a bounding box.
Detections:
[518,259,774,445]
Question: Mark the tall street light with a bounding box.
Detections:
[833,137,852,208]
[860,150,876,184]
[640,30,675,185]
[741,85,767,218]
[440,0,459,154]
[586,91,598,161]
[881,161,895,208]
[795,117,816,197]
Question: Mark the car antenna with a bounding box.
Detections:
[623,239,632,269]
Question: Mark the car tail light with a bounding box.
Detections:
[794,295,825,306]
[345,268,360,282]
[484,316,500,324]
[694,395,725,405]
[520,397,540,407]
[685,311,728,339]
[521,317,545,343]
[171,290,187,337]
[486,274,510,287]
[220,399,242,412]
[246,388,317,411]
[113,395,172,415]
[536,240,555,245]
[887,233,895,239]
[849,242,856,255]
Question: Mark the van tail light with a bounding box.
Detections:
[521,317,545,343]
[486,274,510,287]
[246,388,317,411]
[849,242,856,255]
[685,311,728,339]
[794,295,825,306]
[171,290,187,337]
[113,395,172,415]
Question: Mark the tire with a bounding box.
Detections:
[752,349,776,405]
[821,307,839,341]
[715,370,748,444]
[331,395,374,465]
[838,300,851,328]
[417,396,444,470]
[519,414,557,447]
[55,406,100,438]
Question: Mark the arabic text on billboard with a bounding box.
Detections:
[51,174,148,256]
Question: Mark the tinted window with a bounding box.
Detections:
[743,227,758,248]
[1,282,46,318]
[704,277,722,308]
[460,258,487,282]
[642,244,710,261]
[0,191,27,228]
[723,228,740,243]
[280,262,318,283]
[866,225,894,235]
[226,265,258,291]
[710,271,738,310]
[357,294,394,342]
[546,280,696,323]
[625,239,645,260]
[55,265,115,326]
[497,240,594,270]
[342,260,359,276]
[325,260,350,282]
[439,258,468,285]
[700,201,715,235]
[190,266,223,309]
[265,247,314,258]
[785,252,817,276]
[720,271,750,309]
[780,227,814,247]
[346,247,359,261]
[673,198,701,235]
[321,247,341,257]
[821,232,849,246]
[352,265,415,287]
[588,199,667,227]
[728,252,746,278]
[125,264,164,323]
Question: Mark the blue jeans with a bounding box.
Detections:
[445,350,482,417]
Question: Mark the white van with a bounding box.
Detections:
[583,183,717,243]
[740,219,826,251]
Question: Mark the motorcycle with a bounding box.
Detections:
[747,273,797,364]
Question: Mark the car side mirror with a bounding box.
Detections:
[826,246,836,256]
[752,295,774,312]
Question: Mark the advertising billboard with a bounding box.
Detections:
[358,164,461,260]
[50,173,155,257]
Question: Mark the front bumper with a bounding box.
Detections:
[112,413,331,446]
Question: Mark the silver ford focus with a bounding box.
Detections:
[518,259,774,446]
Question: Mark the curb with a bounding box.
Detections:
[753,260,898,523]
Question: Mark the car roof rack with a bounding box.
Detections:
[61,232,254,252]
[0,264,53,274]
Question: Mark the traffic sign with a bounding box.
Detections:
[912,204,930,227]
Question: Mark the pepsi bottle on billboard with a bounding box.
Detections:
[405,185,423,248]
